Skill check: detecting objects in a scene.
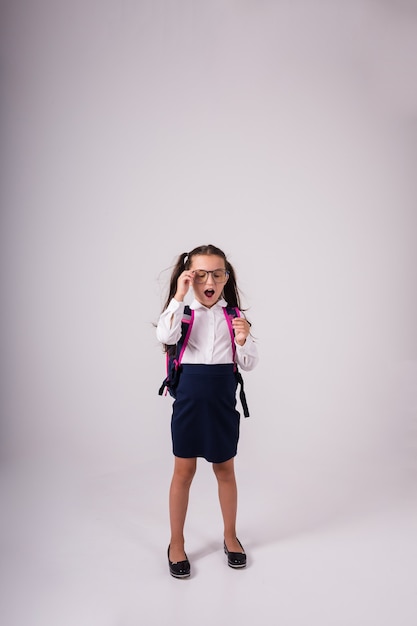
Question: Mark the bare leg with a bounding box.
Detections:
[213,458,244,553]
[169,456,197,562]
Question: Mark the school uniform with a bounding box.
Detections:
[156,298,258,463]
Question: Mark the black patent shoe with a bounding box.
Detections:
[224,538,247,569]
[168,546,191,579]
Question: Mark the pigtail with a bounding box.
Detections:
[161,252,189,313]
[223,260,241,310]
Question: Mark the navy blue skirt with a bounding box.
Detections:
[171,364,240,463]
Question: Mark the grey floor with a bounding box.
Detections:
[2,458,417,626]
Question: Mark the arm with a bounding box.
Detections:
[232,317,259,371]
[156,269,194,344]
[156,298,185,344]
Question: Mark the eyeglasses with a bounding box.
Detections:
[192,269,229,284]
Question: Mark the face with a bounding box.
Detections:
[189,254,229,308]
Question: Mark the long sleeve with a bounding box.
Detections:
[235,335,259,372]
[156,298,185,344]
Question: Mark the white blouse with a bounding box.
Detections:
[156,298,259,372]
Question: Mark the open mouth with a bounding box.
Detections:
[204,289,215,298]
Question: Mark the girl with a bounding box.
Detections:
[156,244,258,578]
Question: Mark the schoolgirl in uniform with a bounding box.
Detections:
[156,244,258,578]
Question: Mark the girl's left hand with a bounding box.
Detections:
[232,318,250,346]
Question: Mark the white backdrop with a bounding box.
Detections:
[1,0,417,523]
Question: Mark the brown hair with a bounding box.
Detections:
[161,244,243,312]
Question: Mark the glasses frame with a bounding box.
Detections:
[192,269,230,284]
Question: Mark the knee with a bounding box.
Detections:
[212,460,235,483]
[173,460,196,486]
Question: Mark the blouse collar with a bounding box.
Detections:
[190,297,227,311]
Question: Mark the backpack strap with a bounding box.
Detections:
[223,306,240,369]
[177,306,194,365]
[158,306,194,397]
[222,307,250,418]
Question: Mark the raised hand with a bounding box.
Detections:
[174,270,194,302]
[232,317,251,346]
